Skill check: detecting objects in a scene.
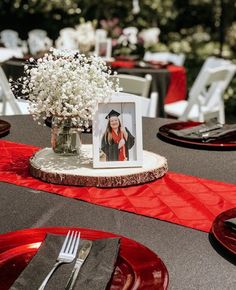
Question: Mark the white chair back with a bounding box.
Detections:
[0,67,29,115]
[199,56,232,70]
[181,65,236,123]
[28,29,52,55]
[113,74,152,98]
[55,28,78,50]
[191,56,232,93]
[28,29,47,39]
[0,29,22,48]
[112,92,158,118]
[144,52,185,66]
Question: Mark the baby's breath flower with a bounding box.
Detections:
[11,48,120,126]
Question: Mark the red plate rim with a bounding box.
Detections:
[211,208,236,255]
[0,227,169,290]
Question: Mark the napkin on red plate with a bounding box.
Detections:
[10,234,120,290]
[168,119,236,142]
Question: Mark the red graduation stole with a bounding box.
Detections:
[111,129,127,161]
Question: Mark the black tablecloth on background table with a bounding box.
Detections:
[2,59,25,80]
[0,115,236,290]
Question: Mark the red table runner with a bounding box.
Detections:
[1,140,236,233]
[164,65,187,104]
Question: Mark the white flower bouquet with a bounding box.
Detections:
[13,48,119,129]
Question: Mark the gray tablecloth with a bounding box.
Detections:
[0,115,236,290]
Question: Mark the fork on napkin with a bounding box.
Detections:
[10,234,120,290]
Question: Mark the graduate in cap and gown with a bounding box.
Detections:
[101,110,135,161]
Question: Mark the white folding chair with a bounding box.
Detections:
[112,74,152,98]
[164,65,236,124]
[28,29,52,55]
[0,30,24,58]
[0,29,22,48]
[0,67,29,115]
[144,52,186,66]
[55,28,78,50]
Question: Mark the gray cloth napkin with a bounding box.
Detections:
[224,217,236,231]
[10,234,120,290]
[169,119,236,142]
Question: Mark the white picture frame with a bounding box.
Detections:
[94,38,112,60]
[93,93,143,168]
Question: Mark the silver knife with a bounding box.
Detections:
[64,240,93,290]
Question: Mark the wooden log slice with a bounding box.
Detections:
[29,145,168,187]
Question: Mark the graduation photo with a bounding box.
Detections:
[92,96,143,168]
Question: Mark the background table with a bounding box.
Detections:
[0,115,236,290]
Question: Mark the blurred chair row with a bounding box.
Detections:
[0,29,52,58]
[0,29,186,66]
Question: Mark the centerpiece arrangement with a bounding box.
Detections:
[11,48,168,187]
[12,48,120,156]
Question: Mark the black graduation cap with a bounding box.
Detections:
[105,109,120,119]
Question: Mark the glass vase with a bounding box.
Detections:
[51,116,82,156]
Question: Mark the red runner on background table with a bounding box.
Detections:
[110,60,136,68]
[1,140,236,233]
[164,65,187,104]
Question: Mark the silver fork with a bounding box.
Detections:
[38,230,80,290]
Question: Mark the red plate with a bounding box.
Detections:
[211,208,236,256]
[158,121,236,149]
[0,227,168,290]
[0,120,11,138]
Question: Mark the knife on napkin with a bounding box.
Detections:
[64,240,93,290]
